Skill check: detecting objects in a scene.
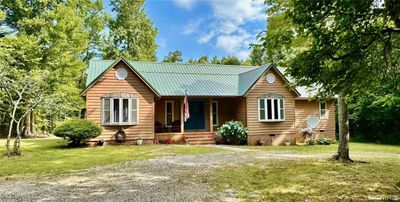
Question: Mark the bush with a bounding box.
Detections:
[53,119,102,146]
[305,139,315,145]
[315,138,336,145]
[217,120,247,145]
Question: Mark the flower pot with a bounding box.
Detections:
[285,141,290,146]
[166,139,173,144]
[136,139,143,145]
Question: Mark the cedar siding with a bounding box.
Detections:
[246,68,298,145]
[295,100,336,140]
[84,59,337,145]
[85,61,155,143]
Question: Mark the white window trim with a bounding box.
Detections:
[212,101,218,126]
[258,98,285,122]
[102,98,111,124]
[130,98,139,125]
[165,101,174,127]
[319,101,327,120]
[102,97,139,126]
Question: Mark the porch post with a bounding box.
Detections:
[209,98,213,132]
[180,97,184,134]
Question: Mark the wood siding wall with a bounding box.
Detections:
[295,100,336,140]
[154,98,181,126]
[85,61,155,142]
[212,97,247,131]
[246,68,298,145]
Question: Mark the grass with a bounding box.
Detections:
[208,143,400,201]
[0,138,226,182]
[238,142,400,154]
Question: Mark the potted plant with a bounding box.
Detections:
[285,139,291,146]
[166,133,173,144]
[136,137,143,145]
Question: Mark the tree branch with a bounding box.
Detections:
[329,34,379,61]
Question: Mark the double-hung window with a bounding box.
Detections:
[320,101,327,119]
[212,101,218,126]
[102,93,139,125]
[165,101,174,127]
[258,94,285,122]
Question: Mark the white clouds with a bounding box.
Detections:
[173,0,197,10]
[180,0,266,59]
[216,34,249,53]
[182,18,203,35]
[197,31,215,44]
[210,0,265,24]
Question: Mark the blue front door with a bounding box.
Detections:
[184,101,205,130]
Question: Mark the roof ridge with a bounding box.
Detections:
[141,72,240,76]
[89,59,259,68]
[238,65,268,76]
[129,60,258,68]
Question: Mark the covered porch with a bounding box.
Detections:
[153,97,246,144]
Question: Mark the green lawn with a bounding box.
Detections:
[208,143,400,201]
[238,142,400,154]
[0,139,226,182]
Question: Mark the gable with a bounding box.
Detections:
[82,59,159,96]
[245,67,299,98]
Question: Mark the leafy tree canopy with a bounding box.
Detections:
[103,0,158,61]
[162,50,183,63]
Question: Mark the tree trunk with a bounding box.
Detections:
[12,120,22,156]
[5,102,18,157]
[23,110,33,137]
[333,91,353,162]
[5,118,13,156]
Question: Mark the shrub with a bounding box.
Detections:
[315,138,336,145]
[53,119,102,146]
[217,120,247,145]
[305,139,315,145]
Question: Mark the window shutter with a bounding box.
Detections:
[130,98,139,124]
[103,98,111,124]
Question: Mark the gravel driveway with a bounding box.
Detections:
[1,146,396,202]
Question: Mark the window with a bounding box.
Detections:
[165,101,174,127]
[258,94,285,122]
[320,101,327,119]
[266,73,276,83]
[212,101,218,126]
[115,68,128,80]
[102,93,139,125]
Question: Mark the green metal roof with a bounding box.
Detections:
[84,59,305,97]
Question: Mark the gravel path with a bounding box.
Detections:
[0,146,398,202]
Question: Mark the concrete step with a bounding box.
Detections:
[184,133,216,145]
[186,140,216,145]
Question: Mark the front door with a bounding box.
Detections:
[184,101,205,130]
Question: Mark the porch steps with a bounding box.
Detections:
[184,133,216,145]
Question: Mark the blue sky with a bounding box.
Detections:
[104,0,266,61]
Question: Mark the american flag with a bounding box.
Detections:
[184,95,190,122]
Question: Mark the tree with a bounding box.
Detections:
[197,55,209,64]
[1,0,100,138]
[187,58,197,64]
[162,50,183,63]
[262,0,400,162]
[103,0,158,61]
[0,67,48,156]
[248,45,267,66]
[211,56,220,64]
[220,56,242,65]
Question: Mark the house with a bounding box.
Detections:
[82,58,335,145]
